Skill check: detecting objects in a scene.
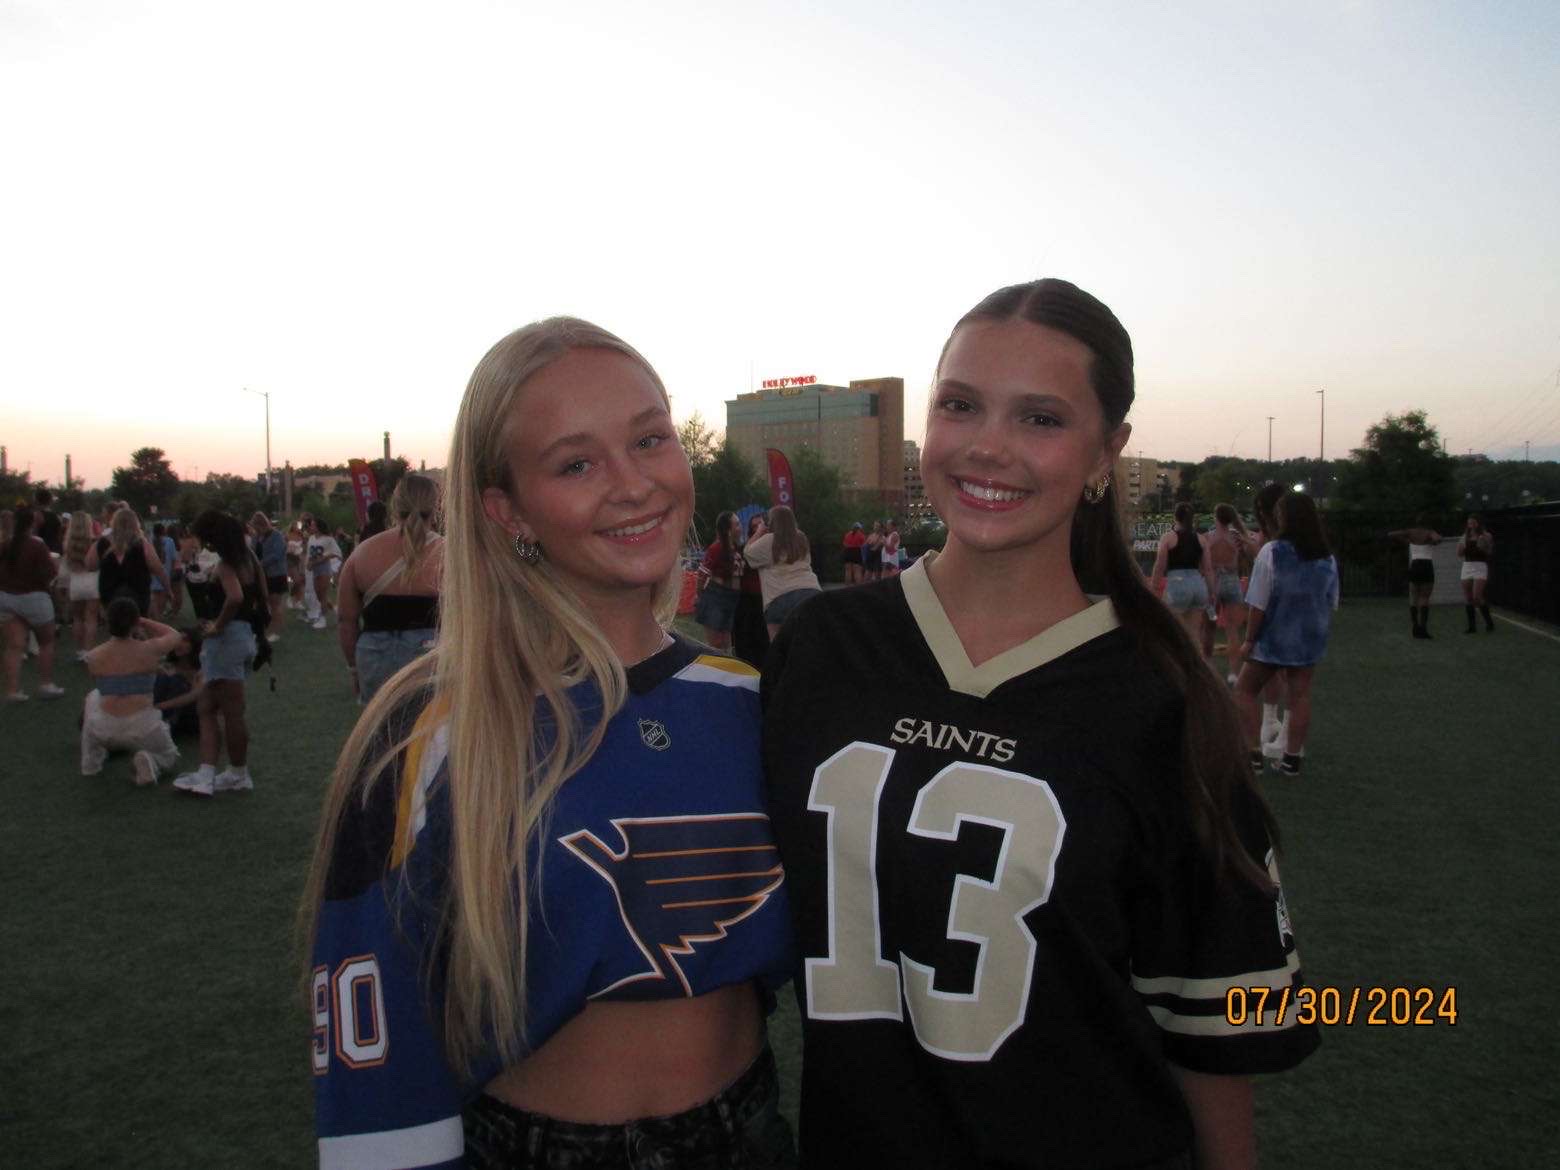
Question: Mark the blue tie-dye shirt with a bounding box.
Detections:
[1245,541,1339,666]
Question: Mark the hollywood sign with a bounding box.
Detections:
[761,376,817,390]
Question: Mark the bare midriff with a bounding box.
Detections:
[484,981,762,1124]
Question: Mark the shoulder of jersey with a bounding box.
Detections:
[669,636,760,694]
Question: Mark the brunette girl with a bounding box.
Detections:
[761,279,1316,1170]
[1457,515,1494,633]
[1236,493,1339,775]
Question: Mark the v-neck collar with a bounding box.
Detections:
[899,558,1119,699]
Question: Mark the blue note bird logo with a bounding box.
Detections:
[561,814,784,995]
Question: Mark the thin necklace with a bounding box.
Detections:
[626,629,673,668]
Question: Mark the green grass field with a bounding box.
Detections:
[3,598,1556,1168]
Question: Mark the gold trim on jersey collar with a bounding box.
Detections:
[899,559,1119,699]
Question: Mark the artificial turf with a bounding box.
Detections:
[1,598,1555,1167]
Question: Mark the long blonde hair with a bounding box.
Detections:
[391,473,441,583]
[108,506,142,559]
[65,511,95,570]
[302,317,682,1074]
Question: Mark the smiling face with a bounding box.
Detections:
[481,347,691,619]
[921,318,1129,567]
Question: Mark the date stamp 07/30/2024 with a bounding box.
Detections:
[1224,985,1458,1028]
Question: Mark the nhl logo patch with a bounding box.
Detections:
[637,718,671,752]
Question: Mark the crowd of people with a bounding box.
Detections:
[5,280,1512,1170]
[0,477,447,796]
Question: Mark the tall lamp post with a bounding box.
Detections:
[1315,389,1325,499]
[1266,416,1275,463]
[242,386,273,494]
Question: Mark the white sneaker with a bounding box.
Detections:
[311,618,327,630]
[212,769,253,793]
[266,633,281,643]
[133,751,159,787]
[36,683,65,699]
[173,770,214,797]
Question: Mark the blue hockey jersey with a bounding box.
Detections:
[311,636,794,1169]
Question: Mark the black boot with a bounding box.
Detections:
[1481,605,1493,631]
[1464,605,1477,634]
[1419,606,1433,639]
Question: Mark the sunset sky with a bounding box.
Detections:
[3,0,1556,488]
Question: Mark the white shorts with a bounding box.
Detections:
[0,590,54,628]
[69,571,100,602]
[1460,562,1489,582]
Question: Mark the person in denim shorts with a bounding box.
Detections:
[172,511,268,797]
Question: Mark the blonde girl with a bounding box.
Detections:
[63,511,101,658]
[304,319,794,1169]
[334,473,445,702]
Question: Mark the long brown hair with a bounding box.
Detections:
[1277,493,1330,561]
[768,505,809,565]
[942,279,1276,889]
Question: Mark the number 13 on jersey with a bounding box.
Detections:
[804,741,1067,1062]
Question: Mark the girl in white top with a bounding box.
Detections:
[740,504,821,639]
[1386,518,1442,639]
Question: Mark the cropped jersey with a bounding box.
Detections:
[312,636,794,1170]
[761,561,1317,1170]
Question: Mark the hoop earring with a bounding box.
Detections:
[513,533,543,565]
[1082,474,1111,505]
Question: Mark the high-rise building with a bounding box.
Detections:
[1115,455,1181,511]
[725,376,905,510]
[902,440,933,521]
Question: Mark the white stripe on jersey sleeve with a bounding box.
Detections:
[318,1115,463,1169]
[1130,948,1301,1000]
[1145,1001,1304,1036]
[675,659,761,692]
[407,722,449,845]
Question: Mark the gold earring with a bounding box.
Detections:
[1082,474,1111,505]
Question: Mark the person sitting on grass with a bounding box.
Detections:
[153,628,205,740]
[82,597,186,786]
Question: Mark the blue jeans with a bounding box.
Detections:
[462,1044,795,1169]
[355,628,435,702]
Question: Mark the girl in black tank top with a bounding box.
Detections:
[98,536,153,616]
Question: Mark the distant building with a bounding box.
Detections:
[902,440,933,521]
[1116,455,1180,510]
[725,376,905,511]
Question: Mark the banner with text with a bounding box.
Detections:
[765,448,796,510]
[347,459,380,528]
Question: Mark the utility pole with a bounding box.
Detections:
[1525,440,1530,462]
[1316,389,1326,500]
[383,432,391,462]
[1266,416,1274,463]
[242,387,273,492]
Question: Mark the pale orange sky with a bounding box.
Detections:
[4,1,1557,489]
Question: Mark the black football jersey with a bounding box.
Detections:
[762,562,1317,1169]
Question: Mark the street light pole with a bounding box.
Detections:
[242,387,273,493]
[1316,389,1325,499]
[1266,416,1274,463]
